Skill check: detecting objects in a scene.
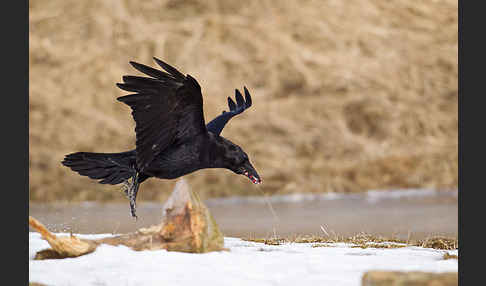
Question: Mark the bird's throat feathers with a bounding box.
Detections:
[204,133,235,168]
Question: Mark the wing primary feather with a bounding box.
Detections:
[153,57,185,81]
[122,75,162,86]
[129,61,172,80]
[184,74,202,94]
[235,89,245,107]
[244,86,252,108]
[117,93,152,104]
[228,96,236,111]
[116,83,141,92]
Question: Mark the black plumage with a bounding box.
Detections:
[62,57,261,218]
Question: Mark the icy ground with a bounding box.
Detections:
[29,232,457,286]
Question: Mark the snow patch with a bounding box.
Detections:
[29,232,457,286]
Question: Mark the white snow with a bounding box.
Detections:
[29,232,457,286]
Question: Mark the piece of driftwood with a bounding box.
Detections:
[30,178,225,260]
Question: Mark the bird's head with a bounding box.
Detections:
[218,137,262,184]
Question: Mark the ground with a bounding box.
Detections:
[29,232,457,286]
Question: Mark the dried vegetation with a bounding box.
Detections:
[243,233,458,250]
[29,0,458,202]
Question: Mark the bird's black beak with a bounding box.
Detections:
[241,161,262,184]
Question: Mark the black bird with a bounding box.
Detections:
[62,57,261,218]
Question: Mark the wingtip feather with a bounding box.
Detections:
[244,86,252,107]
[153,57,185,80]
[228,96,236,111]
[235,89,245,107]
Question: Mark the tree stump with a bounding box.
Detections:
[30,178,225,260]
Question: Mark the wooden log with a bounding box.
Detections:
[30,178,225,260]
[362,271,458,286]
[29,216,98,259]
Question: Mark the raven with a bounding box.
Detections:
[62,57,261,218]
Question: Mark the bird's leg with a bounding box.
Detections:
[122,172,140,219]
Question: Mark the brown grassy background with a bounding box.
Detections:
[29,0,458,203]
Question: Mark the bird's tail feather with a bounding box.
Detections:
[61,151,136,185]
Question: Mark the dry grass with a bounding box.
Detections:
[29,0,458,202]
[243,233,458,250]
[442,253,458,260]
[417,236,458,250]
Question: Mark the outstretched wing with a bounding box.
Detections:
[116,57,207,171]
[206,87,252,136]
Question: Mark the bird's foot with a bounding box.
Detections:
[121,179,132,198]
